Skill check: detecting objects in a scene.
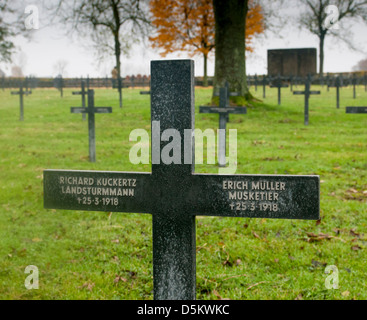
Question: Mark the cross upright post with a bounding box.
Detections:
[328,76,346,109]
[44,60,320,300]
[270,74,289,105]
[72,81,87,121]
[70,89,112,162]
[262,75,267,98]
[352,74,357,99]
[200,85,246,167]
[293,74,321,125]
[11,85,32,121]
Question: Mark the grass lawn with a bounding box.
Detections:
[0,83,366,300]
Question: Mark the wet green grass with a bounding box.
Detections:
[0,84,366,300]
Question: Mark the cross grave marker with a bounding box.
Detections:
[44,60,320,300]
[70,89,112,162]
[11,85,32,121]
[270,75,289,105]
[328,76,347,109]
[346,106,367,114]
[200,86,247,167]
[293,75,321,125]
[72,80,87,121]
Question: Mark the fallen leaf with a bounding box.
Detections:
[252,232,260,239]
[111,239,120,243]
[316,219,321,226]
[235,259,241,266]
[32,237,42,242]
[350,229,360,237]
[351,245,362,251]
[114,275,127,284]
[342,291,350,297]
[295,294,303,300]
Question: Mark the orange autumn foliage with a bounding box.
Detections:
[149,0,264,57]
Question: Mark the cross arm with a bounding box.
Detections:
[72,91,83,95]
[71,107,87,114]
[191,174,320,220]
[43,170,152,214]
[94,107,112,113]
[199,106,247,114]
[270,85,289,88]
[346,106,367,113]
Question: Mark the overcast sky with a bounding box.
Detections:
[1,1,367,78]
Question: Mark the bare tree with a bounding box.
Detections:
[352,57,367,71]
[53,59,69,77]
[0,1,28,63]
[299,0,367,75]
[52,0,151,108]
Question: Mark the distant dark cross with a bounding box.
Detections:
[43,60,320,300]
[254,74,258,92]
[326,74,330,92]
[293,75,321,125]
[86,75,90,90]
[70,89,112,162]
[72,81,87,121]
[270,75,289,105]
[319,74,324,88]
[262,75,267,98]
[1,76,5,91]
[11,85,32,121]
[328,76,347,109]
[214,81,240,122]
[352,74,357,99]
[289,75,294,92]
[200,86,246,167]
[346,106,367,114]
[364,73,367,92]
[140,90,151,95]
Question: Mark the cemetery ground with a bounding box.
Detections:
[0,84,366,300]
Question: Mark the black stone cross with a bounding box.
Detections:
[293,75,321,125]
[200,86,246,167]
[270,75,289,105]
[70,89,112,162]
[346,106,367,114]
[11,85,32,121]
[351,74,357,99]
[140,90,151,95]
[44,60,320,300]
[328,76,346,109]
[72,81,87,121]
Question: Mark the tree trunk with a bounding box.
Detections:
[114,31,123,108]
[203,53,208,87]
[319,33,325,75]
[213,0,249,100]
